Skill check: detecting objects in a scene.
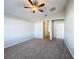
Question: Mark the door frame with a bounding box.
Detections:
[52,19,64,39]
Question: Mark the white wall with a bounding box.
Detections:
[54,20,64,39]
[34,21,43,39]
[34,20,64,40]
[34,11,64,39]
[4,14,34,48]
[34,20,64,39]
[64,0,74,57]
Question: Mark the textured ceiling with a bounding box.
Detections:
[4,0,67,21]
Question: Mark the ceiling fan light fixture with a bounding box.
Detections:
[24,0,45,13]
[32,5,38,12]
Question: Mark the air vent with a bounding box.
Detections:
[50,7,56,12]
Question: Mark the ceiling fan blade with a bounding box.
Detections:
[34,1,38,5]
[28,0,33,5]
[38,9,43,12]
[24,7,31,8]
[38,3,45,7]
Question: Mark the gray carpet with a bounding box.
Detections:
[4,38,73,59]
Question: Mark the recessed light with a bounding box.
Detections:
[44,14,47,16]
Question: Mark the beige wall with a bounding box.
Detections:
[43,21,49,38]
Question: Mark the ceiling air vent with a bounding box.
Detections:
[50,7,56,12]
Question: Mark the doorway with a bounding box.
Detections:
[43,20,50,39]
[52,19,64,39]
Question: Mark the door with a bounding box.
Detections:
[43,20,50,39]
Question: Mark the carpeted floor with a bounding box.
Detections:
[4,38,73,59]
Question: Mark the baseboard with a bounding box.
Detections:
[64,40,74,58]
[53,37,64,40]
[4,36,34,48]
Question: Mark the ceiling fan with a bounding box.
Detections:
[24,0,45,13]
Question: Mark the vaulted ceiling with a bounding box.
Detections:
[5,0,67,21]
